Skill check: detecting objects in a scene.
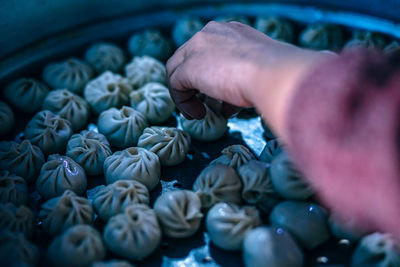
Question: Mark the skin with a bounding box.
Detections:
[167,21,332,142]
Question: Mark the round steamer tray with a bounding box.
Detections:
[1,3,399,267]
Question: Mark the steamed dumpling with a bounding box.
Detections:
[93,180,149,221]
[125,55,167,89]
[43,58,94,93]
[84,71,132,115]
[103,204,161,260]
[269,200,330,249]
[345,31,387,49]
[39,190,94,236]
[129,82,175,124]
[210,144,255,170]
[238,160,280,213]
[3,78,49,113]
[269,151,313,200]
[127,29,173,61]
[47,224,106,267]
[36,154,87,199]
[192,164,242,209]
[104,147,160,190]
[0,101,14,136]
[299,24,344,51]
[137,126,191,166]
[0,231,39,267]
[180,104,228,141]
[172,17,205,46]
[42,89,90,131]
[24,110,73,155]
[0,203,35,239]
[254,17,294,43]
[259,139,282,164]
[154,190,203,238]
[351,232,400,267]
[66,130,112,176]
[98,106,147,148]
[0,171,28,206]
[243,226,304,267]
[0,140,45,183]
[85,42,126,74]
[206,202,261,251]
[215,15,251,25]
[328,214,368,242]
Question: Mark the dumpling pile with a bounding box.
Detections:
[84,71,132,115]
[85,42,126,74]
[42,88,90,131]
[129,82,175,124]
[125,55,167,89]
[43,58,93,94]
[127,29,173,61]
[3,78,49,113]
[0,101,14,136]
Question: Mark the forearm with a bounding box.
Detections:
[247,45,334,142]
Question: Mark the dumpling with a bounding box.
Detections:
[127,29,173,61]
[43,58,93,94]
[36,154,87,199]
[104,147,160,190]
[215,15,251,25]
[351,232,400,267]
[66,130,112,176]
[254,17,294,43]
[3,78,49,113]
[154,190,203,238]
[299,24,344,51]
[24,110,73,155]
[0,171,28,206]
[259,139,282,164]
[85,42,126,74]
[180,104,228,141]
[0,231,39,267]
[328,214,368,242]
[0,203,35,239]
[243,226,304,267]
[210,144,255,170]
[172,17,204,46]
[384,41,400,54]
[97,106,147,148]
[42,89,90,131]
[137,126,191,166]
[206,202,261,251]
[39,190,94,236]
[129,82,175,124]
[92,260,135,267]
[84,71,132,115]
[0,101,14,136]
[0,140,45,183]
[125,55,167,89]
[93,180,150,221]
[269,200,330,250]
[192,164,242,209]
[269,151,313,200]
[345,31,387,49]
[47,224,106,267]
[238,160,280,213]
[103,204,161,260]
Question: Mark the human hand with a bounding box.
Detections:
[167,21,327,123]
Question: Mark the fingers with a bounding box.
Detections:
[221,102,242,118]
[169,88,206,120]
